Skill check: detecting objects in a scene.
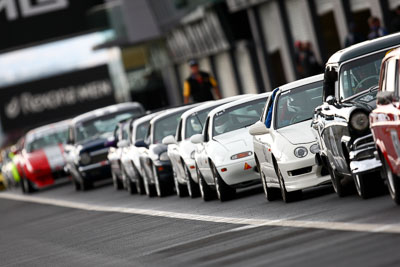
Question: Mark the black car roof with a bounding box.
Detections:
[327,32,400,65]
[71,102,144,125]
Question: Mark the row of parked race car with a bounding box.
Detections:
[8,33,400,205]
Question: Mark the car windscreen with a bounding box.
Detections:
[212,97,267,137]
[274,81,323,129]
[135,121,150,142]
[185,107,214,139]
[339,51,386,100]
[153,111,185,144]
[25,126,69,153]
[75,110,140,143]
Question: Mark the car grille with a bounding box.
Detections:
[90,152,108,164]
[352,134,374,151]
[288,166,312,176]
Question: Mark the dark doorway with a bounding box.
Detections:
[319,11,342,57]
[352,9,372,39]
[269,50,287,88]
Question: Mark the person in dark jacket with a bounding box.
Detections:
[183,59,222,104]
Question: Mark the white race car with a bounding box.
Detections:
[249,74,331,203]
[124,112,162,194]
[163,96,244,198]
[191,93,270,201]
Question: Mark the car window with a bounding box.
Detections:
[274,81,323,129]
[185,107,213,139]
[213,97,267,137]
[153,111,185,144]
[134,121,150,142]
[339,51,386,100]
[25,126,69,153]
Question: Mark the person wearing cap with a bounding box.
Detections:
[183,60,222,104]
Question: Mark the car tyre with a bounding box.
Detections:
[21,177,35,194]
[261,171,279,201]
[127,176,137,195]
[212,164,235,202]
[186,165,200,198]
[142,167,156,197]
[153,165,172,197]
[276,165,301,203]
[327,164,346,197]
[174,173,188,197]
[382,158,400,205]
[353,173,375,199]
[112,172,123,190]
[72,177,81,191]
[80,179,92,191]
[197,165,214,201]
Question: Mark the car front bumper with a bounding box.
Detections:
[349,134,382,175]
[278,155,331,192]
[78,160,112,182]
[217,157,260,187]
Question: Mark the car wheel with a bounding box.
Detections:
[80,179,92,191]
[353,173,374,199]
[186,165,200,198]
[212,164,235,202]
[112,172,123,190]
[127,176,137,195]
[174,172,188,197]
[121,169,128,190]
[153,165,172,197]
[261,171,278,201]
[142,167,156,197]
[276,165,301,203]
[72,177,81,191]
[197,165,214,201]
[327,164,346,197]
[21,177,35,194]
[382,158,400,205]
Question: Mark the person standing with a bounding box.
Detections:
[183,59,222,104]
[368,17,387,40]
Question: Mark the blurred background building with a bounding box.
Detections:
[1,0,400,147]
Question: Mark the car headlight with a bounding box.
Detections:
[310,144,319,154]
[159,152,169,161]
[79,152,91,165]
[230,151,253,160]
[294,147,308,158]
[190,150,195,159]
[350,111,369,132]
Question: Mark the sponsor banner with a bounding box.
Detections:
[0,0,106,52]
[0,65,116,132]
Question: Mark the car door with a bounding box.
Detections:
[372,57,400,174]
[253,94,278,183]
[196,116,211,181]
[168,119,185,180]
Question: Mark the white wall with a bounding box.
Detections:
[285,0,322,63]
[235,41,258,94]
[215,51,239,97]
[259,1,296,82]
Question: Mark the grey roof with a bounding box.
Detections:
[327,33,400,65]
[71,102,144,124]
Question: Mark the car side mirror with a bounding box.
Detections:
[134,139,148,148]
[117,140,129,148]
[162,135,177,145]
[377,91,395,105]
[249,121,270,136]
[326,95,337,105]
[190,134,204,144]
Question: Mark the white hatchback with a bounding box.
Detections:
[191,93,270,201]
[163,96,244,198]
[249,74,331,203]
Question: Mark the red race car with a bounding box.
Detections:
[20,120,71,193]
[370,47,400,205]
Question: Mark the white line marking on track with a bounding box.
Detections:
[1,192,400,234]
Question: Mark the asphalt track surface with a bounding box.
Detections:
[1,180,400,267]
